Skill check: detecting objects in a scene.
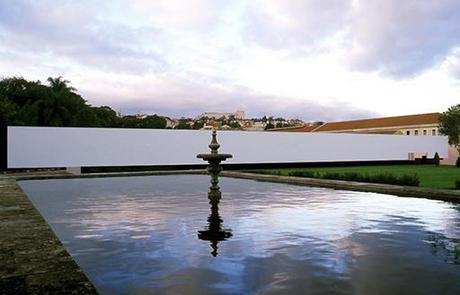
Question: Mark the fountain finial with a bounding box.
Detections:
[197,130,232,166]
[209,130,220,154]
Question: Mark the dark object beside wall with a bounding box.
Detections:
[414,155,443,165]
[0,120,7,171]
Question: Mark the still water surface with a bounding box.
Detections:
[20,175,460,294]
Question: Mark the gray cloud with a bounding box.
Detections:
[347,0,460,77]
[0,0,166,74]
[444,50,460,80]
[242,0,460,78]
[3,0,459,79]
[243,0,351,50]
[1,0,457,120]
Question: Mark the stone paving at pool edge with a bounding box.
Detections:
[0,171,97,295]
[2,169,460,294]
[0,169,205,295]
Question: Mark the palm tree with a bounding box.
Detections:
[47,76,76,94]
[40,77,79,126]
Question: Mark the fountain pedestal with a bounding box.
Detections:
[197,130,232,202]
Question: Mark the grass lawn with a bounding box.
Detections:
[249,165,460,189]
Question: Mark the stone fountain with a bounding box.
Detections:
[197,130,232,203]
[197,130,233,256]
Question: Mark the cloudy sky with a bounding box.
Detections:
[1,0,459,121]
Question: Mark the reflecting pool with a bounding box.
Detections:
[19,175,460,294]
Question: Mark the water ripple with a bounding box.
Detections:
[19,175,460,295]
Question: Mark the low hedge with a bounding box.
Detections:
[287,171,420,186]
[288,171,316,178]
[456,180,460,189]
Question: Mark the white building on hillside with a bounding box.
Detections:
[197,110,245,120]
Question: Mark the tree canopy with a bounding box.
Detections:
[0,76,166,129]
[439,104,460,153]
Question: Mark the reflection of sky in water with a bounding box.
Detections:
[20,175,460,295]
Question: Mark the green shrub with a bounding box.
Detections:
[434,152,440,166]
[316,172,419,186]
[245,170,281,175]
[320,172,340,180]
[363,173,396,184]
[396,174,420,186]
[250,169,420,186]
[288,171,316,178]
[340,172,362,181]
[455,180,460,189]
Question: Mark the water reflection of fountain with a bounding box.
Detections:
[197,130,233,256]
[198,199,233,257]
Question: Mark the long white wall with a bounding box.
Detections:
[7,126,448,168]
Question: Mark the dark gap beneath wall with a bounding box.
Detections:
[81,160,417,174]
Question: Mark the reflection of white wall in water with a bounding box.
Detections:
[7,126,448,168]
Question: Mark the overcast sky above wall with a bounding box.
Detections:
[1,0,460,121]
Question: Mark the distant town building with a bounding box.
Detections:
[270,113,441,136]
[164,117,178,128]
[197,110,245,120]
[243,121,267,131]
[270,112,458,165]
[202,120,221,130]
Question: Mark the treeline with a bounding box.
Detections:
[0,77,166,128]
